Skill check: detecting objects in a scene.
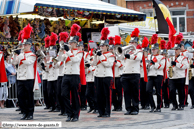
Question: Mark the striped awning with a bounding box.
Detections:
[0,0,146,23]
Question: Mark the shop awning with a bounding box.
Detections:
[0,0,146,23]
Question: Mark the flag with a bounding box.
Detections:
[152,0,176,46]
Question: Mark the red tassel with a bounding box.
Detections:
[151,34,158,45]
[70,24,81,36]
[142,37,149,48]
[114,35,121,45]
[59,32,69,42]
[142,54,148,82]
[22,23,33,39]
[192,41,194,48]
[100,27,110,40]
[167,41,172,50]
[80,53,86,85]
[131,28,140,37]
[49,32,58,46]
[108,36,114,45]
[44,35,50,48]
[160,40,166,49]
[175,33,183,44]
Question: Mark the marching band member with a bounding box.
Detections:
[140,37,149,110]
[42,36,51,110]
[179,39,189,107]
[92,28,114,117]
[168,33,189,111]
[147,34,165,112]
[61,24,85,122]
[161,41,172,108]
[111,35,124,111]
[55,32,69,116]
[189,41,194,109]
[11,24,39,120]
[85,41,98,113]
[46,32,59,112]
[77,32,88,110]
[121,28,143,115]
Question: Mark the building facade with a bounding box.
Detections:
[125,0,194,35]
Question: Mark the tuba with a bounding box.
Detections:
[115,45,136,57]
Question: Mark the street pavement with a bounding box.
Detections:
[0,96,194,129]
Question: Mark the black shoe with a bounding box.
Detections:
[63,113,67,116]
[16,108,21,111]
[131,111,138,115]
[178,107,184,110]
[20,114,27,120]
[149,108,155,112]
[71,118,78,122]
[171,107,177,110]
[87,108,94,113]
[81,107,87,111]
[58,113,64,116]
[48,109,55,112]
[26,115,33,120]
[53,109,60,112]
[97,115,103,117]
[144,106,150,110]
[124,111,131,115]
[185,103,189,107]
[44,107,50,110]
[19,112,23,114]
[66,117,72,122]
[112,108,117,111]
[102,115,110,117]
[190,105,194,109]
[154,109,161,112]
[93,110,98,114]
[117,108,122,111]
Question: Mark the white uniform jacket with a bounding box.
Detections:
[12,51,36,80]
[122,49,143,74]
[46,57,59,81]
[86,65,96,82]
[92,52,115,77]
[148,54,165,76]
[63,49,83,75]
[167,55,189,79]
[114,59,123,77]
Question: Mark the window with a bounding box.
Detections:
[101,0,117,5]
[171,11,186,33]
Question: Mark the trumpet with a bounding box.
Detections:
[59,41,71,50]
[114,45,136,57]
[7,48,23,55]
[52,57,58,64]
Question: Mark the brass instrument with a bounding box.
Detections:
[52,57,58,64]
[7,48,23,55]
[168,56,174,78]
[115,45,136,57]
[189,59,193,80]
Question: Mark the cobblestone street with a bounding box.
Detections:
[0,97,194,129]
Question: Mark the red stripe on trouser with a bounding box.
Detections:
[110,88,112,111]
[167,87,170,99]
[160,88,163,108]
[70,91,72,104]
[184,85,188,105]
